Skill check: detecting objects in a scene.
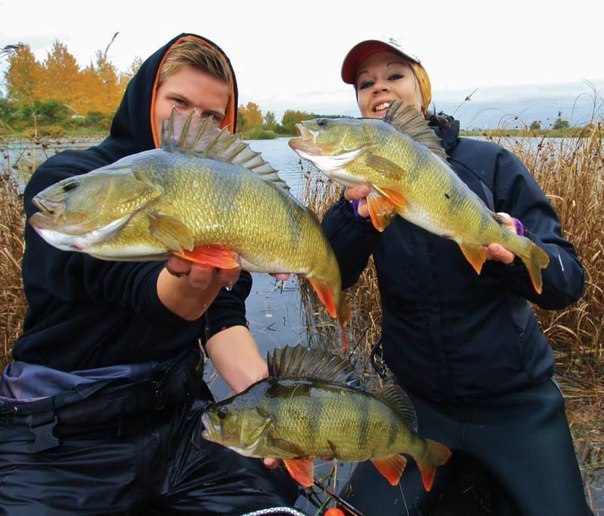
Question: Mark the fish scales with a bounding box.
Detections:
[28,110,351,342]
[202,345,451,490]
[289,101,550,293]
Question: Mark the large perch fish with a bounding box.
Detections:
[29,111,350,337]
[202,344,451,491]
[289,101,549,293]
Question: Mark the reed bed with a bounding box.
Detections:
[297,127,603,490]
[0,152,27,365]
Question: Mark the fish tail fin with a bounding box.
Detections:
[370,454,408,486]
[519,241,550,294]
[415,439,452,491]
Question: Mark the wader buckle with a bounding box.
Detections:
[26,412,59,453]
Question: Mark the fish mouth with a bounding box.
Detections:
[288,123,319,153]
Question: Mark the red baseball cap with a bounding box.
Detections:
[341,37,421,84]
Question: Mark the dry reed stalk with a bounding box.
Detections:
[0,163,26,366]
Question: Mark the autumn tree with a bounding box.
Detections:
[5,44,42,104]
[39,41,84,114]
[81,51,123,114]
[238,102,263,132]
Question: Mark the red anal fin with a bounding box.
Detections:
[307,277,337,318]
[306,277,350,350]
[174,245,239,269]
[370,454,407,486]
[459,242,486,275]
[283,457,315,488]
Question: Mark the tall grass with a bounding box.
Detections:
[0,154,27,365]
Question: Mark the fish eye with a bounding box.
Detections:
[217,406,229,419]
[61,179,80,193]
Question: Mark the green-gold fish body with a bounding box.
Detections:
[288,101,549,294]
[202,345,451,490]
[29,111,350,333]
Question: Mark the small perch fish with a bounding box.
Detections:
[201,345,451,490]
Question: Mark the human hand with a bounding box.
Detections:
[263,457,280,469]
[343,184,371,218]
[484,212,517,264]
[165,254,241,290]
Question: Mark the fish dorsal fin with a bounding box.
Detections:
[161,109,289,191]
[267,344,360,386]
[383,101,448,161]
[376,384,418,432]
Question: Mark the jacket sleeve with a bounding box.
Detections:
[485,148,585,309]
[203,271,252,341]
[321,195,380,289]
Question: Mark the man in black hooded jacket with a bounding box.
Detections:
[0,33,298,515]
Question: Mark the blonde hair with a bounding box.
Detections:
[409,61,432,116]
[159,38,233,88]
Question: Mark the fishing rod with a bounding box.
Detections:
[312,479,366,516]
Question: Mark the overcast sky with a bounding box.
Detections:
[1,0,603,126]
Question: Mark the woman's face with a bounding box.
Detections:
[154,65,230,140]
[354,51,423,119]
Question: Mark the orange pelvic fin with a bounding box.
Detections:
[366,190,401,232]
[173,245,239,269]
[415,439,452,492]
[307,277,351,350]
[459,242,487,275]
[370,454,408,486]
[283,457,315,488]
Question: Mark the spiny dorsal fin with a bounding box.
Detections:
[383,101,448,161]
[161,109,289,190]
[376,384,418,432]
[267,344,361,387]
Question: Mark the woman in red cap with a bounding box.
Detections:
[322,37,592,515]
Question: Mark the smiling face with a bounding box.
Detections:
[354,51,423,119]
[153,65,230,138]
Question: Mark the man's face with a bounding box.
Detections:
[154,65,230,141]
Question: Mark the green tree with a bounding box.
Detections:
[263,111,278,131]
[281,109,315,135]
[552,117,570,130]
[529,120,541,130]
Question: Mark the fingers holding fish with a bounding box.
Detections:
[343,184,370,218]
[164,251,242,297]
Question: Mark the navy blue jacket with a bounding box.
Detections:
[13,34,248,371]
[322,114,584,402]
